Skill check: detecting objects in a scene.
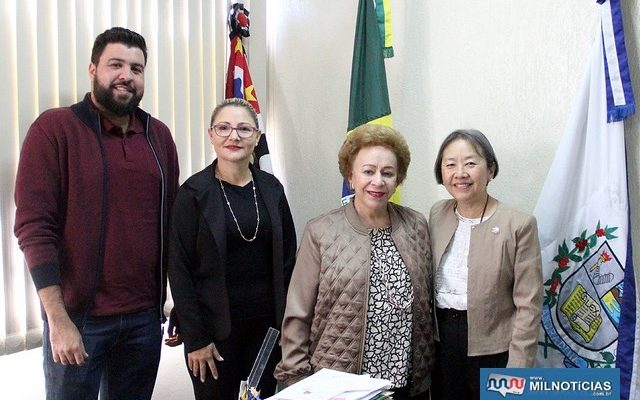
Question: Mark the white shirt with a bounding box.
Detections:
[435,209,482,310]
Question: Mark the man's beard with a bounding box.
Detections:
[92,76,143,117]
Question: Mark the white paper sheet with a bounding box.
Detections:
[266,368,392,400]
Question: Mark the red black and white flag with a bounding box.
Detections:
[226,2,272,172]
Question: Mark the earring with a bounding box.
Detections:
[349,182,354,192]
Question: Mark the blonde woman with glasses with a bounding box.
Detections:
[167,98,297,399]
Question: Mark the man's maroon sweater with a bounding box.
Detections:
[14,94,179,319]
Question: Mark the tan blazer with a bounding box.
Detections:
[429,199,543,367]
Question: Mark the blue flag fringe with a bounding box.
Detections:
[600,0,635,122]
[617,145,637,400]
[601,0,639,398]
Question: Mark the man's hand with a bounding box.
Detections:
[48,314,88,365]
[164,333,183,347]
[164,308,183,347]
[38,286,88,365]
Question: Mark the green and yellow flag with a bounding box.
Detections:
[342,0,396,203]
[376,0,394,58]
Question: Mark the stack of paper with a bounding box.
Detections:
[266,368,393,400]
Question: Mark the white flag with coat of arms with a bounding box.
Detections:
[533,1,637,399]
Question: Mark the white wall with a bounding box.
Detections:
[264,1,640,274]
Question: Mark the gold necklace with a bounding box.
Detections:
[384,270,414,310]
[382,252,414,310]
[218,176,260,242]
[372,228,414,310]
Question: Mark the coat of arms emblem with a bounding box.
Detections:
[540,222,623,367]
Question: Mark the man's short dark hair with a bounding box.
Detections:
[91,27,148,65]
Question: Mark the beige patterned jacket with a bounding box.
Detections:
[275,202,435,395]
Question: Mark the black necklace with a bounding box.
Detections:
[479,193,489,223]
[454,193,490,223]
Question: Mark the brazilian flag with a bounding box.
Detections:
[342,0,397,203]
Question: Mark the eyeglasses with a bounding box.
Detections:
[211,123,258,138]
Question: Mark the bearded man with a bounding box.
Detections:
[14,27,179,400]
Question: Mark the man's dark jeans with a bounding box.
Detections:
[43,308,162,400]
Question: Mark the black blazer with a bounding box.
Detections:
[168,160,297,353]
